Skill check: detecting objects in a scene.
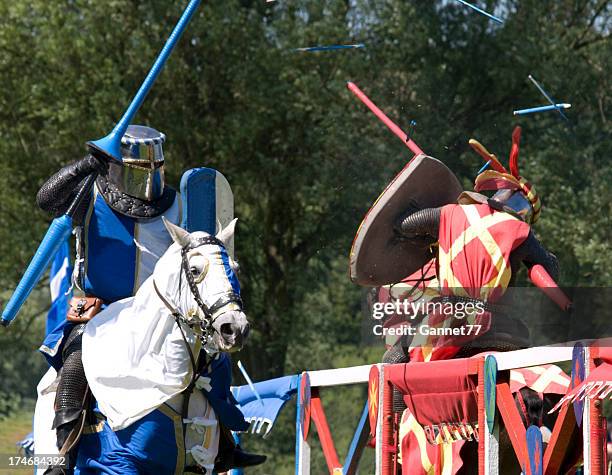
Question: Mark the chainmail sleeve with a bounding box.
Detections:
[36,155,105,218]
[511,231,560,281]
[382,338,410,413]
[395,207,441,240]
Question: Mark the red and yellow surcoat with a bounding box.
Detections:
[437,203,530,302]
[409,203,530,363]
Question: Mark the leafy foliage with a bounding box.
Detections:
[0,391,21,422]
[0,0,609,471]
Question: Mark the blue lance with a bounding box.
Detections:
[1,0,201,326]
[513,103,571,116]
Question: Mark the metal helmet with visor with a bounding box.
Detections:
[107,125,166,201]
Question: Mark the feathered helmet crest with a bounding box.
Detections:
[468,126,541,224]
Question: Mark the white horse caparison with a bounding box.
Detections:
[35,219,250,474]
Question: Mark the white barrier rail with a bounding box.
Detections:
[306,365,371,387]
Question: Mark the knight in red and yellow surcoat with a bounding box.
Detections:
[379,127,562,475]
[385,127,558,364]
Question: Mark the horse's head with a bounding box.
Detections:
[159,218,250,353]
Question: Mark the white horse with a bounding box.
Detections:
[35,218,250,474]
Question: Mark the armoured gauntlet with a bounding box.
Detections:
[510,231,560,282]
[36,155,107,218]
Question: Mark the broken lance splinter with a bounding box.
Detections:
[513,103,571,116]
[527,75,569,122]
[477,161,491,174]
[294,44,365,53]
[238,361,265,407]
[454,0,504,24]
[1,0,202,326]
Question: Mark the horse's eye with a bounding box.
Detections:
[187,254,209,283]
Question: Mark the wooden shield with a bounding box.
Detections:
[180,167,235,256]
[349,155,463,286]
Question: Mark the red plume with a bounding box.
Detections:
[509,126,521,178]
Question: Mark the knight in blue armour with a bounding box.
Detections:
[36,125,265,474]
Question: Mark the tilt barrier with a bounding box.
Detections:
[369,342,609,475]
[227,340,610,474]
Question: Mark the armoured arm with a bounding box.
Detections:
[36,155,106,217]
[511,231,559,281]
[395,207,441,240]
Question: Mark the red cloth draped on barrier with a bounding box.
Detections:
[388,359,478,429]
[392,357,571,475]
[388,359,478,474]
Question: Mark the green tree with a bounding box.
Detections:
[0,1,609,470]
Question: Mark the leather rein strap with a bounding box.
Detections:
[153,278,206,440]
[153,280,199,382]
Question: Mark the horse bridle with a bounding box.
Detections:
[180,235,243,325]
[153,235,243,345]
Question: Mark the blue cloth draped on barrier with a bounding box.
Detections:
[232,375,299,437]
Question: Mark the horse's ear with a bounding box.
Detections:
[216,218,237,247]
[163,217,192,248]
